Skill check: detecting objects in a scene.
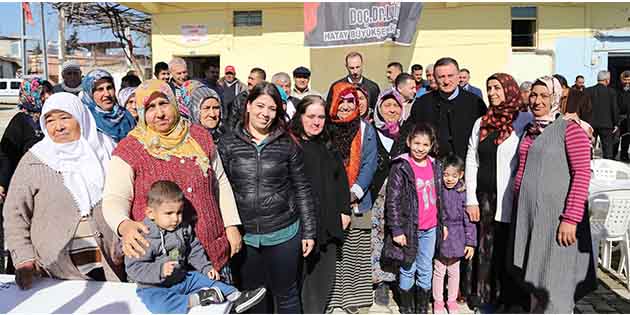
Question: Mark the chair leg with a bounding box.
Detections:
[624,236,630,289]
[603,241,612,271]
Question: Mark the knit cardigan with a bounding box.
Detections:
[109,124,230,270]
[2,152,123,281]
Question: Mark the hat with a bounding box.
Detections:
[293,66,311,78]
[62,60,81,73]
[224,65,236,74]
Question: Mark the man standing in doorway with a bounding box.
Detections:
[458,68,483,98]
[326,51,380,112]
[617,71,630,161]
[201,63,224,100]
[573,75,586,91]
[52,61,82,95]
[396,57,487,159]
[586,70,619,160]
[168,57,191,117]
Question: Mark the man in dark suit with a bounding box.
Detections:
[326,51,380,112]
[617,70,630,161]
[586,70,620,160]
[394,57,487,159]
[458,68,483,98]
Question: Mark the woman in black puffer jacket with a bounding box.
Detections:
[218,82,316,314]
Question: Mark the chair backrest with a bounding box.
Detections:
[592,159,630,181]
[605,196,630,237]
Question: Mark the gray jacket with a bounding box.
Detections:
[125,218,213,287]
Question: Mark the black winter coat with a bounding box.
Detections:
[218,126,317,240]
[586,83,619,129]
[0,112,44,188]
[382,155,444,268]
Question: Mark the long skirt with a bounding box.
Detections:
[511,192,597,313]
[461,191,513,309]
[302,240,339,313]
[371,184,397,284]
[327,228,373,311]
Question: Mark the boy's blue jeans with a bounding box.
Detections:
[398,227,437,291]
[137,271,237,314]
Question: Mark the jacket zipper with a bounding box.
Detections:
[255,146,262,233]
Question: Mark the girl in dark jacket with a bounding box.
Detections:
[289,95,351,313]
[218,82,317,313]
[382,123,445,314]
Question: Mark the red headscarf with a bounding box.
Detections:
[328,82,362,186]
[478,73,524,145]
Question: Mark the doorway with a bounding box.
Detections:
[608,54,630,90]
[182,55,220,82]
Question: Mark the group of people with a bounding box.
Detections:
[0,50,612,314]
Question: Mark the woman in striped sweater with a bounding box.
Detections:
[510,76,597,313]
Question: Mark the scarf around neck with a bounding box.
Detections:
[328,82,362,186]
[81,69,136,142]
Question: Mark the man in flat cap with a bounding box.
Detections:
[53,60,83,95]
[291,66,321,101]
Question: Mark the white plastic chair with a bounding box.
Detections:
[591,159,630,181]
[590,190,630,289]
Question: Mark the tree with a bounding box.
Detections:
[51,2,151,77]
[65,29,80,54]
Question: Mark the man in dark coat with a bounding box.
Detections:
[326,51,380,112]
[225,67,266,129]
[394,57,487,159]
[586,70,619,160]
[617,70,630,161]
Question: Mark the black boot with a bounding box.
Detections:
[398,286,416,314]
[415,287,430,314]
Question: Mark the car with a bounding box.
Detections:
[0,79,21,105]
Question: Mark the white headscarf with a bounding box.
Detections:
[534,75,563,119]
[30,92,110,216]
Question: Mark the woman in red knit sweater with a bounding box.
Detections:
[510,76,597,313]
[102,80,243,280]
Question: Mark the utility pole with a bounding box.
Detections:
[20,3,28,77]
[57,5,66,80]
[40,3,49,80]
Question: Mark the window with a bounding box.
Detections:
[10,81,20,89]
[233,10,262,27]
[511,7,537,48]
[0,82,6,89]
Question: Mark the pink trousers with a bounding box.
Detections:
[432,258,460,303]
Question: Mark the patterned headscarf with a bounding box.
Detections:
[189,83,222,129]
[130,80,210,175]
[174,80,194,118]
[117,87,136,108]
[327,81,362,186]
[373,88,404,140]
[18,77,46,113]
[478,73,523,145]
[81,69,136,142]
[526,76,564,136]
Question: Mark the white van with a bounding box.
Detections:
[0,79,21,105]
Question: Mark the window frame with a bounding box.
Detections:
[511,6,538,50]
[233,10,263,27]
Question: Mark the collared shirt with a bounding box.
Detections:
[291,86,321,100]
[347,75,364,85]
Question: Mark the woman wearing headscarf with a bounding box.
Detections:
[510,76,596,313]
[326,81,378,314]
[101,80,242,282]
[0,77,52,273]
[289,95,351,313]
[370,89,404,306]
[3,92,123,289]
[117,87,138,121]
[218,82,316,313]
[463,73,533,312]
[81,69,136,149]
[187,81,226,143]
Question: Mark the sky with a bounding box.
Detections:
[0,2,148,52]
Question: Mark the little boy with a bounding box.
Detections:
[125,180,265,314]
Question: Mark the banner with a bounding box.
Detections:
[304,2,423,48]
[180,24,208,44]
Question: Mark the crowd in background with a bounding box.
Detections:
[1,50,628,314]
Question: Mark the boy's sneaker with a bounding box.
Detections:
[446,301,459,314]
[433,301,447,314]
[231,287,266,313]
[198,287,225,306]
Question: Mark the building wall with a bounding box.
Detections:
[142,2,630,99]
